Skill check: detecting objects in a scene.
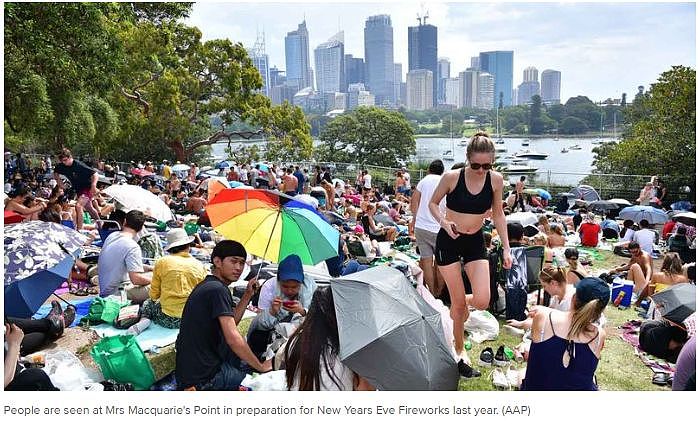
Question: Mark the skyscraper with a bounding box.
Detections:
[285,20,313,91]
[541,69,562,104]
[444,77,460,107]
[406,69,433,111]
[477,72,494,110]
[394,63,403,106]
[314,31,345,94]
[459,69,479,108]
[247,33,270,97]
[408,18,437,106]
[364,15,395,106]
[523,66,538,83]
[437,57,450,104]
[470,56,480,70]
[479,51,514,108]
[344,54,365,85]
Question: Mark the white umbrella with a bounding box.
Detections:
[506,211,538,227]
[608,198,632,206]
[171,164,190,172]
[102,185,174,222]
[294,194,319,209]
[674,212,696,226]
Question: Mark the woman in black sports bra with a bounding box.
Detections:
[428,132,512,366]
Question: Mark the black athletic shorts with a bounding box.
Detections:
[435,228,487,266]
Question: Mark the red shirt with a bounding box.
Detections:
[662,221,676,240]
[579,222,601,247]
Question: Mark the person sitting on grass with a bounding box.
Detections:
[565,247,589,285]
[284,287,374,391]
[520,277,609,391]
[547,223,567,248]
[246,254,317,361]
[636,252,688,303]
[609,241,653,303]
[175,240,272,391]
[5,324,57,391]
[578,213,601,247]
[508,266,576,331]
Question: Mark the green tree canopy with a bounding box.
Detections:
[317,107,415,167]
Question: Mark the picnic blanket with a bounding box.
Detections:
[618,320,676,376]
[32,297,96,327]
[92,323,179,353]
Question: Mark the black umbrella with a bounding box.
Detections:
[589,200,621,213]
[651,283,696,324]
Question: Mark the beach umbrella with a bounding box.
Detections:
[255,163,270,172]
[506,211,538,227]
[203,177,231,200]
[102,184,174,223]
[206,189,339,265]
[331,266,459,390]
[293,194,319,209]
[535,188,552,200]
[228,180,244,188]
[608,198,632,207]
[673,212,696,226]
[171,164,190,172]
[589,200,622,213]
[671,201,693,212]
[4,221,86,318]
[618,205,669,225]
[651,283,696,325]
[216,161,231,169]
[571,185,601,202]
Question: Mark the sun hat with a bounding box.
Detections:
[575,277,610,305]
[354,225,365,235]
[164,227,195,251]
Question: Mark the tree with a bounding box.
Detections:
[528,95,544,134]
[594,66,695,192]
[317,107,415,167]
[560,117,588,134]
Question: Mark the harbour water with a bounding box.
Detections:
[211,136,613,186]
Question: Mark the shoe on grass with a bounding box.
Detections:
[458,359,482,379]
[491,368,510,390]
[478,347,494,367]
[494,345,511,367]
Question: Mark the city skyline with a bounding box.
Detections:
[187,1,696,103]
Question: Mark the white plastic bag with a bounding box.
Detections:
[240,370,288,391]
[464,310,500,343]
[44,349,101,391]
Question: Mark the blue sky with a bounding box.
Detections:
[187,1,696,102]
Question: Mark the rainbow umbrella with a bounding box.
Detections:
[206,189,339,265]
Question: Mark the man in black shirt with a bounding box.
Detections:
[175,240,271,390]
[53,148,100,229]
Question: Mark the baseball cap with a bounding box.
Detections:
[575,277,610,305]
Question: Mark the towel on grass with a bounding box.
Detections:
[92,323,179,353]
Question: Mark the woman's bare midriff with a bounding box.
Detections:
[445,208,487,234]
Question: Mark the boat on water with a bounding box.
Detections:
[495,146,507,153]
[503,161,538,174]
[495,138,505,145]
[459,140,469,146]
[569,144,582,150]
[515,149,549,160]
[442,150,453,159]
[561,148,569,153]
[521,139,530,146]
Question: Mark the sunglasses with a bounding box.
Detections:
[469,162,493,170]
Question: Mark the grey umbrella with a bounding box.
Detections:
[651,283,696,324]
[331,266,459,391]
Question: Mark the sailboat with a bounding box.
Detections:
[495,107,504,143]
[442,111,455,160]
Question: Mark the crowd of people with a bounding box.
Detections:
[4,134,696,391]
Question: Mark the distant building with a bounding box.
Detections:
[293,87,325,113]
[364,15,395,106]
[517,81,540,105]
[477,72,495,110]
[470,56,480,70]
[444,77,460,107]
[344,54,365,85]
[459,69,479,108]
[523,66,538,83]
[270,84,296,105]
[347,83,375,110]
[324,92,347,111]
[393,63,403,106]
[314,31,345,93]
[541,69,561,105]
[285,20,313,91]
[437,57,450,104]
[269,66,285,88]
[408,20,437,105]
[406,69,433,111]
[247,49,270,97]
[479,51,514,107]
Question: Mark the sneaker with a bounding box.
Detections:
[505,366,520,390]
[502,325,525,337]
[46,301,65,338]
[458,359,482,379]
[478,347,494,367]
[63,305,77,328]
[491,368,510,390]
[494,345,511,367]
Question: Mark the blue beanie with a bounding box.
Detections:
[278,254,304,283]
